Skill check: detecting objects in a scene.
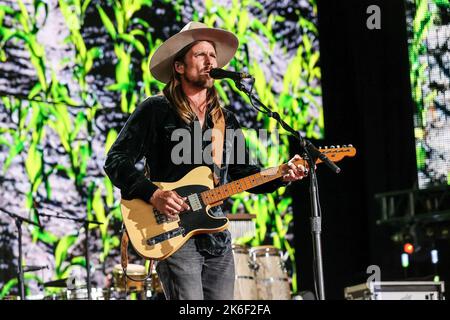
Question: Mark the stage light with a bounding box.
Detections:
[431,249,438,264]
[403,243,414,254]
[401,253,409,268]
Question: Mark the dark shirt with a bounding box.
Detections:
[103,95,285,256]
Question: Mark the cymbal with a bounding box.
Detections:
[226,213,256,220]
[23,265,48,273]
[43,278,68,288]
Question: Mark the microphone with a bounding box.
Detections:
[209,68,253,81]
[304,141,341,174]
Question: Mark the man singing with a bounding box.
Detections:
[104,21,307,300]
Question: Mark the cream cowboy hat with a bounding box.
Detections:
[149,21,239,84]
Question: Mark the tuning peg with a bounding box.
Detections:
[349,144,353,147]
[343,144,347,148]
[330,145,335,148]
[323,146,328,149]
[336,145,340,148]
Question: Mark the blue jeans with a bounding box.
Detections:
[155,238,235,300]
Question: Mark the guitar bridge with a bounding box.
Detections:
[146,227,185,246]
[153,208,177,224]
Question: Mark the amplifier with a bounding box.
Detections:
[344,281,445,300]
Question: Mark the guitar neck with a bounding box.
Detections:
[199,145,356,206]
[200,161,307,206]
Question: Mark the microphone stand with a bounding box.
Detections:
[38,212,103,300]
[0,207,42,300]
[233,79,341,300]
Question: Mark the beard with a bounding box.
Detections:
[183,72,214,89]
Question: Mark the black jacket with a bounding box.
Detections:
[104,95,285,255]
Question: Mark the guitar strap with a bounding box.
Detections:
[120,230,153,284]
[211,108,225,186]
[120,108,225,281]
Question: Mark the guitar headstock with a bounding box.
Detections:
[291,144,356,167]
[317,145,356,163]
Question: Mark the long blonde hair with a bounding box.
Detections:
[162,41,223,124]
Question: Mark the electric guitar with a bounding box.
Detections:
[120,145,356,260]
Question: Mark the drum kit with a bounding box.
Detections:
[232,244,292,300]
[41,263,164,300]
[228,213,292,300]
[3,246,290,300]
[1,208,290,300]
[39,245,291,301]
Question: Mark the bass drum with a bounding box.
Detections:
[232,244,257,300]
[250,246,291,300]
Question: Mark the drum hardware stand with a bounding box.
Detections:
[234,79,341,300]
[0,207,42,300]
[249,259,259,272]
[37,212,102,300]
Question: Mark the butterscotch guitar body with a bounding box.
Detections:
[120,146,357,261]
[120,166,228,260]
